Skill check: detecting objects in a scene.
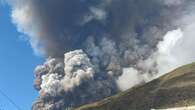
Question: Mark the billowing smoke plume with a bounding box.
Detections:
[8,0,195,109]
[33,50,116,109]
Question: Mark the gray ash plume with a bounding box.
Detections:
[8,0,195,109]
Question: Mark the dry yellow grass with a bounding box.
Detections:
[74,63,195,110]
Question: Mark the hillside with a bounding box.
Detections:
[74,63,195,110]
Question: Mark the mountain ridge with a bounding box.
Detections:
[74,62,195,110]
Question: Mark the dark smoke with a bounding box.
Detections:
[9,0,195,110]
[11,0,180,57]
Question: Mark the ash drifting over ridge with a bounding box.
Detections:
[8,0,195,109]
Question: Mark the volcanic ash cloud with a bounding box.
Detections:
[33,50,117,110]
[8,0,195,109]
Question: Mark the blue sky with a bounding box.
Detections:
[0,3,43,110]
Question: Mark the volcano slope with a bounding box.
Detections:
[74,63,195,110]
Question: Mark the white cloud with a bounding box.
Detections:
[155,29,184,75]
[39,50,96,95]
[90,7,107,21]
[162,0,184,6]
[63,50,95,91]
[117,68,142,91]
[11,2,43,56]
[41,73,63,96]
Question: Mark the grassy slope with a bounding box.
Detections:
[74,63,195,110]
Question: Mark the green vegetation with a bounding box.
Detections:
[74,63,195,110]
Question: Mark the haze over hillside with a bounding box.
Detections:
[75,63,195,110]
